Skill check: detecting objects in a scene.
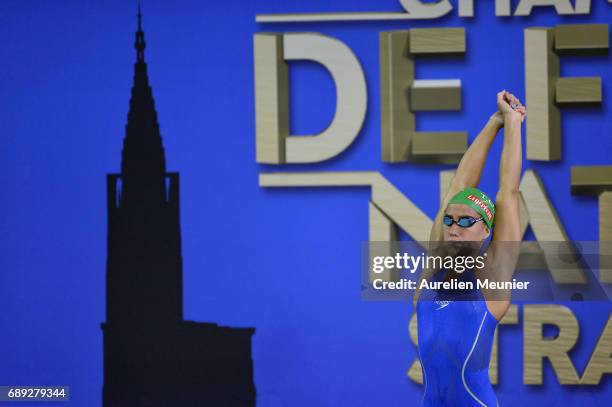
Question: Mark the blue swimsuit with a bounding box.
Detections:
[416,269,499,407]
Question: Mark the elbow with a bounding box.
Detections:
[496,187,520,202]
[450,176,472,191]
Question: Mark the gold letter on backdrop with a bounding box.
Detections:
[519,169,587,283]
[571,165,612,283]
[259,171,432,243]
[459,0,536,17]
[398,0,453,19]
[524,24,607,161]
[495,0,512,16]
[581,314,612,384]
[259,171,432,282]
[523,305,581,385]
[380,28,467,164]
[524,28,560,161]
[573,0,591,14]
[515,0,575,16]
[254,34,287,164]
[254,33,367,164]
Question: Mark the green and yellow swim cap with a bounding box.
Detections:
[447,187,495,229]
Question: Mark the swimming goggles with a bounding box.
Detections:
[442,215,484,228]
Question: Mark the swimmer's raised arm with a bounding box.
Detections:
[482,91,525,318]
[429,96,504,242]
[492,90,525,242]
[448,111,503,192]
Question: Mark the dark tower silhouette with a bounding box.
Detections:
[101,7,256,406]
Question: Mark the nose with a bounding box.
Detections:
[449,224,461,238]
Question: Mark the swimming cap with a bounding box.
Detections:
[447,187,495,229]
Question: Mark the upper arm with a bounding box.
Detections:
[484,189,521,277]
[480,189,521,310]
[491,189,521,242]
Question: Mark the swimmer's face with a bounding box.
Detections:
[443,203,491,242]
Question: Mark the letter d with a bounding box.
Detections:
[254,33,367,163]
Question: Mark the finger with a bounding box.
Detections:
[512,101,525,111]
[514,95,523,106]
[507,95,517,106]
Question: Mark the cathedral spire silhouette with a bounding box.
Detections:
[102,6,256,406]
[121,7,167,205]
[135,2,145,61]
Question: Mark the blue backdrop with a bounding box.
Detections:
[1,0,611,405]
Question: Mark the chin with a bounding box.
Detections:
[442,240,464,255]
[442,239,482,256]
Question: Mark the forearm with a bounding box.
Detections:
[451,115,502,188]
[499,117,522,192]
